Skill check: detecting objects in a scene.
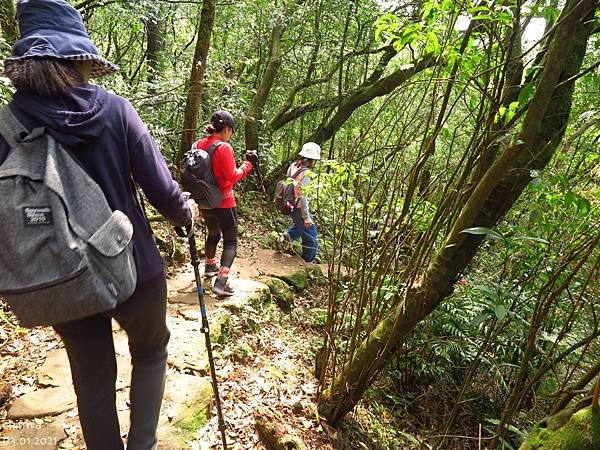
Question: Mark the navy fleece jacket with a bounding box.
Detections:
[0,83,191,284]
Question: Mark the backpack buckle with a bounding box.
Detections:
[17,127,46,143]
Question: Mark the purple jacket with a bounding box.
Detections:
[0,83,191,284]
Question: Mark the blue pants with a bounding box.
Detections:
[287,210,318,262]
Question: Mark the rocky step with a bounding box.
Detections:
[2,253,320,449]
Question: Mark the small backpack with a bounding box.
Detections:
[181,141,222,209]
[0,107,137,328]
[274,167,308,215]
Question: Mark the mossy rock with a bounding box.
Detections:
[263,277,295,310]
[247,284,272,307]
[163,374,213,441]
[519,407,600,450]
[218,281,271,312]
[173,383,212,433]
[279,265,324,292]
[280,269,307,291]
[203,309,231,346]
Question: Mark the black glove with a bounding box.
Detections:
[175,223,193,238]
[245,150,258,165]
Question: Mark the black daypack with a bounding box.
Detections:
[274,168,308,215]
[181,141,222,209]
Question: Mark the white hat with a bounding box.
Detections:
[299,142,321,160]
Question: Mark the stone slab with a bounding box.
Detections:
[157,373,213,449]
[217,279,270,312]
[37,349,71,388]
[166,270,195,295]
[167,314,209,374]
[236,250,306,280]
[0,422,67,449]
[8,386,76,419]
[179,306,201,322]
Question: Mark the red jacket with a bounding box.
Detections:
[192,134,252,208]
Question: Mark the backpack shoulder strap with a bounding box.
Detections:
[0,106,29,148]
[291,167,308,180]
[206,141,223,158]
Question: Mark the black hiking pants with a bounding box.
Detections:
[53,272,169,450]
[201,207,238,270]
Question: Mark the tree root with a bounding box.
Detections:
[255,407,305,450]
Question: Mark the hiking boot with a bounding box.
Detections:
[204,263,219,277]
[212,278,234,297]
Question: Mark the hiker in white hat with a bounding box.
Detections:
[278,142,321,262]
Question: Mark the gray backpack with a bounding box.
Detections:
[0,107,137,328]
[274,167,307,215]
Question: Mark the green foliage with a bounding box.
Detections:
[1,0,598,446]
[0,35,13,106]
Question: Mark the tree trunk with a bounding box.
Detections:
[554,359,600,414]
[178,0,217,163]
[0,0,17,44]
[145,17,164,87]
[593,373,600,411]
[518,406,599,450]
[320,0,597,426]
[474,18,524,181]
[262,53,436,192]
[244,20,285,151]
[268,45,396,132]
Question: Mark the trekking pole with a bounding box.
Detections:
[247,150,267,195]
[176,201,228,450]
[254,158,267,195]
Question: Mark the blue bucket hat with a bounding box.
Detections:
[4,0,118,78]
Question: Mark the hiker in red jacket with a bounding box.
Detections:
[191,111,254,296]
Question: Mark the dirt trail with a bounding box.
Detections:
[0,248,334,450]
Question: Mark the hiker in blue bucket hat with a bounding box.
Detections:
[1,1,195,449]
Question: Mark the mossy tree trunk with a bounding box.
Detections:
[518,407,600,450]
[263,50,435,190]
[178,0,217,163]
[320,0,598,427]
[473,14,524,181]
[244,16,285,152]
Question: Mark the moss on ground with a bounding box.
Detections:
[209,310,231,345]
[171,377,213,435]
[174,407,208,433]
